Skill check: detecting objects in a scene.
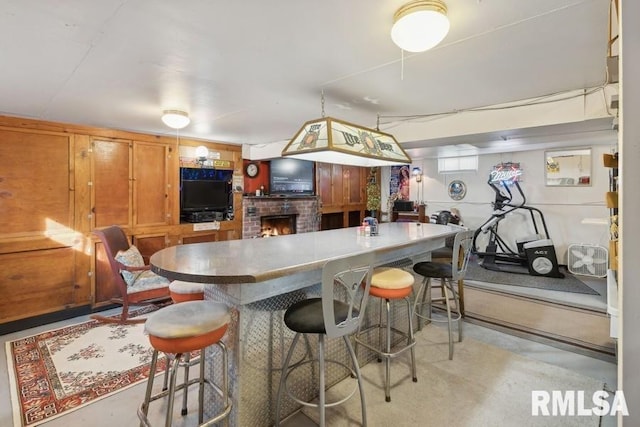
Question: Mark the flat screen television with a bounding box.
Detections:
[269,158,315,196]
[180,168,232,213]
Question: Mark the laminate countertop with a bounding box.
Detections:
[150,222,459,284]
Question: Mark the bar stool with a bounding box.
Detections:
[412,229,474,360]
[169,280,205,303]
[161,280,206,414]
[138,300,232,427]
[274,253,374,427]
[428,224,467,316]
[354,267,417,402]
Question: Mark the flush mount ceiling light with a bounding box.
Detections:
[281,117,411,167]
[391,0,450,53]
[161,110,190,129]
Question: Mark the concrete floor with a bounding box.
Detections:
[281,319,617,427]
[0,276,617,427]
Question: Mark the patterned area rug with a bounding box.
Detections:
[6,310,165,427]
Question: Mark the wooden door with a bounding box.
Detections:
[92,138,132,228]
[343,166,365,206]
[133,141,170,226]
[0,129,73,237]
[317,162,343,210]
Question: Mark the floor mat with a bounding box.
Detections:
[465,259,599,295]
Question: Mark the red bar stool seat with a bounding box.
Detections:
[169,280,205,303]
[138,300,232,427]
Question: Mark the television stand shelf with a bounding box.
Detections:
[243,195,317,199]
[183,211,225,223]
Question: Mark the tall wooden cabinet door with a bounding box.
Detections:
[132,141,170,226]
[0,129,80,321]
[343,166,364,206]
[0,129,73,238]
[317,162,343,209]
[92,138,132,228]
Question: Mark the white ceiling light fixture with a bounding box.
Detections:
[391,0,450,53]
[161,110,191,129]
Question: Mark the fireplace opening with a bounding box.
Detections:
[260,214,298,237]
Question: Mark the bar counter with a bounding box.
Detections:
[150,222,458,426]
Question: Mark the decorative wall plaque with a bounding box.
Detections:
[448,180,467,200]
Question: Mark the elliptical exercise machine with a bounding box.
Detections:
[472,170,563,278]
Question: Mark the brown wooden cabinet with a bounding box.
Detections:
[316,162,369,230]
[92,138,132,228]
[133,141,171,226]
[0,127,92,323]
[91,138,171,228]
[0,114,243,327]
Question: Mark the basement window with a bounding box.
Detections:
[438,156,479,174]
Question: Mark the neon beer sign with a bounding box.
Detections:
[490,162,523,183]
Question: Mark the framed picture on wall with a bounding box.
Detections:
[390,165,410,201]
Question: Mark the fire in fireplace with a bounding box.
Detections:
[260,214,298,237]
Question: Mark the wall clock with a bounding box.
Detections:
[448,180,467,201]
[245,162,259,178]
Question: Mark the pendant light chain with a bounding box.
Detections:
[321,89,326,118]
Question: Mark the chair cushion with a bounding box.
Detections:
[371,267,414,289]
[115,245,145,286]
[284,298,357,335]
[128,270,170,293]
[430,247,453,260]
[145,300,231,339]
[413,261,453,279]
[115,245,170,291]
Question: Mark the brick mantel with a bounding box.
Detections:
[242,196,321,238]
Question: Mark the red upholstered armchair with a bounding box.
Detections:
[92,225,171,324]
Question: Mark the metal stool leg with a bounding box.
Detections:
[344,334,367,427]
[442,281,454,360]
[274,333,302,427]
[384,298,392,402]
[140,350,159,427]
[404,296,417,383]
[165,354,183,427]
[318,334,326,427]
[446,278,463,343]
[181,353,190,416]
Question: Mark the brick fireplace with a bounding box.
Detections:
[242,196,321,238]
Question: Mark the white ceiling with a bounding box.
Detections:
[0,0,617,156]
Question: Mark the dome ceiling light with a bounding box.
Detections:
[161,110,191,129]
[391,0,450,53]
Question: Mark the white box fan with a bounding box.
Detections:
[567,244,608,278]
